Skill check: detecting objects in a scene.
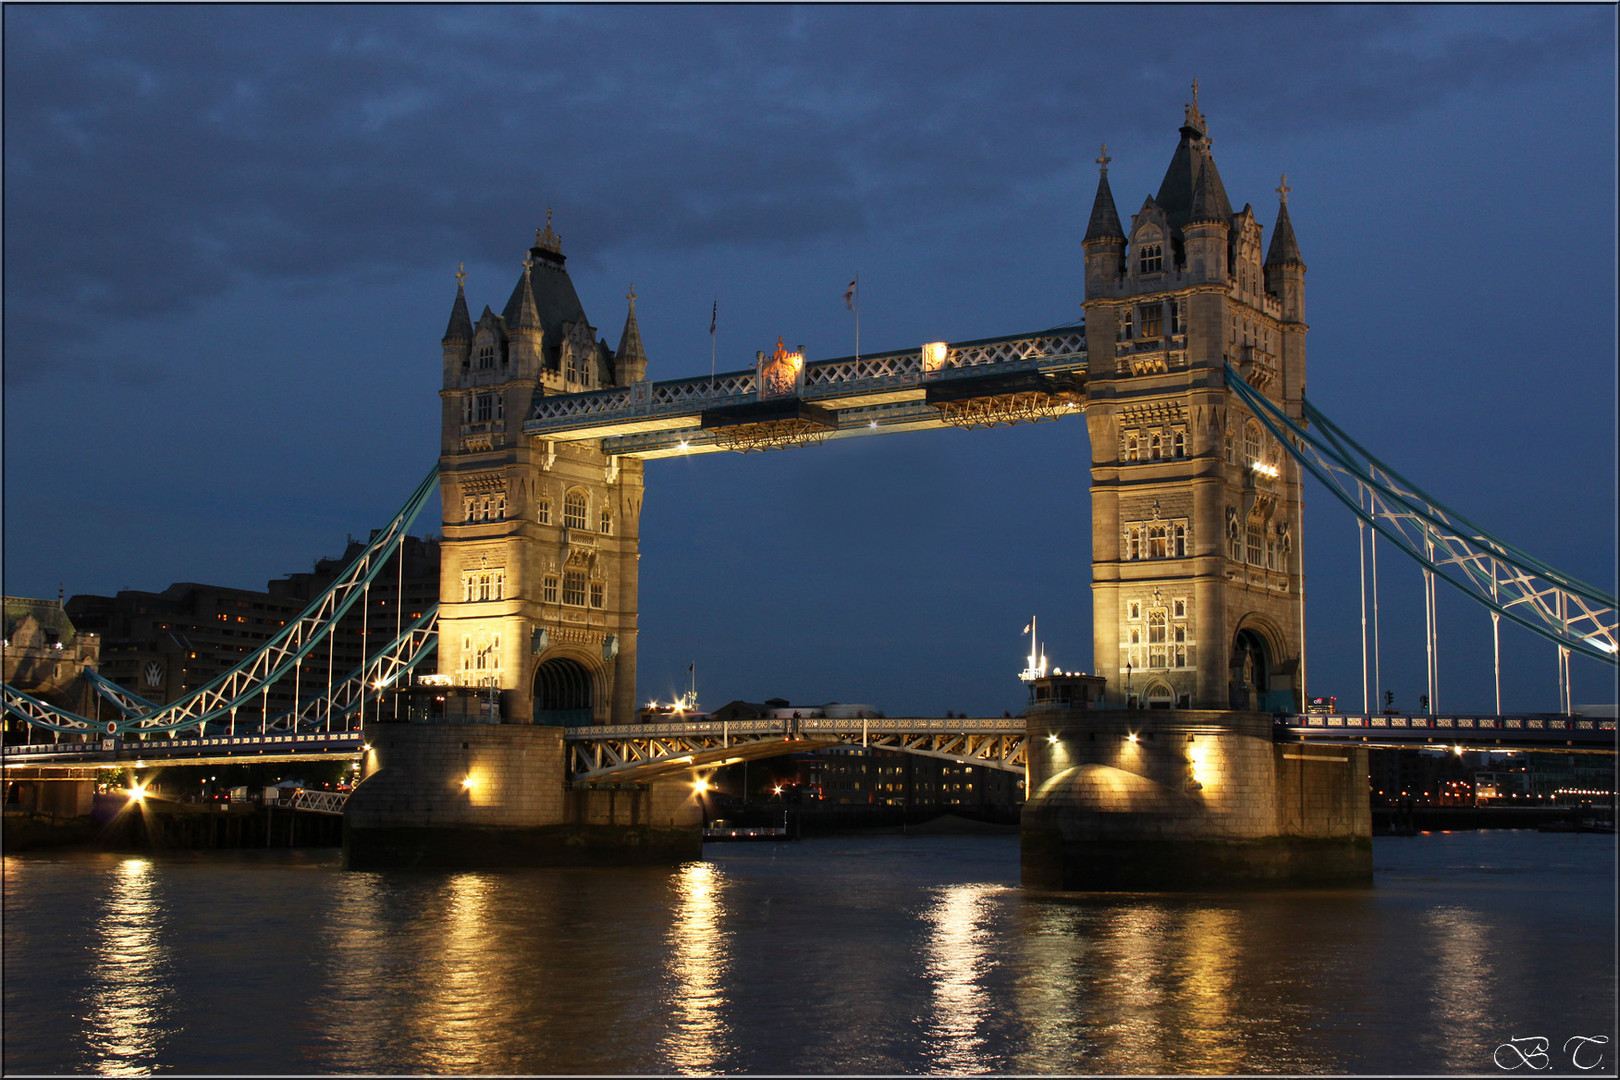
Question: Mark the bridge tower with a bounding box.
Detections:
[436,216,646,725]
[1083,87,1308,712]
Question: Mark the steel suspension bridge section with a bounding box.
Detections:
[1226,364,1618,711]
[3,467,444,740]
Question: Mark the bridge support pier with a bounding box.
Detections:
[342,722,701,869]
[1021,709,1371,890]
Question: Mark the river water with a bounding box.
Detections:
[2,830,1614,1076]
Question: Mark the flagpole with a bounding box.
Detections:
[854,271,860,362]
[710,298,717,390]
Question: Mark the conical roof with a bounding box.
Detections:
[505,262,542,335]
[1154,99,1231,235]
[1187,161,1224,226]
[1265,179,1303,266]
[442,266,473,342]
[615,288,647,370]
[1084,169,1126,243]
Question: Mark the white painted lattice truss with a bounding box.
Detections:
[564,716,1027,782]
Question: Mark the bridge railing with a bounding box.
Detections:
[1276,713,1617,746]
[564,716,1027,740]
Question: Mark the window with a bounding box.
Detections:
[1139,242,1163,274]
[1246,522,1263,566]
[1170,299,1183,336]
[1173,599,1187,618]
[542,575,558,603]
[492,493,506,520]
[563,490,588,530]
[1127,601,1141,620]
[1125,434,1139,462]
[1228,517,1243,561]
[566,347,589,384]
[1148,611,1167,645]
[537,498,550,525]
[590,581,605,608]
[1127,528,1141,560]
[1149,433,1163,461]
[476,395,493,423]
[1173,524,1187,558]
[1266,537,1279,571]
[477,344,495,370]
[462,397,473,424]
[1147,525,1167,559]
[1244,421,1262,467]
[1120,308,1134,340]
[1141,303,1162,337]
[1224,432,1235,464]
[1172,430,1186,458]
[600,509,613,536]
[562,569,587,607]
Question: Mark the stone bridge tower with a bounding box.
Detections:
[1083,89,1308,712]
[436,215,646,725]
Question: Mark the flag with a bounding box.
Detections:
[687,663,694,674]
[1022,624,1031,635]
[709,299,716,335]
[843,277,857,311]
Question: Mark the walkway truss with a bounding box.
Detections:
[3,468,442,740]
[1227,366,1617,667]
[565,716,1027,783]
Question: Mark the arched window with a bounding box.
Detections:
[563,490,588,530]
[1138,242,1163,275]
[1125,434,1139,462]
[536,497,550,525]
[1244,421,1263,467]
[1148,433,1163,460]
[1147,525,1167,559]
[1172,430,1186,458]
[1224,432,1235,464]
[477,343,495,370]
[1148,611,1167,644]
[599,508,613,535]
[1120,309,1134,341]
[1127,528,1142,560]
[1173,524,1186,557]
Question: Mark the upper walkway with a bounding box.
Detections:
[521,328,1087,457]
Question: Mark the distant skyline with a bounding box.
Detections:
[4,5,1615,715]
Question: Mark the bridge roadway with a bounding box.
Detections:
[5,712,1612,776]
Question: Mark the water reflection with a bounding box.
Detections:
[408,873,495,1073]
[1424,904,1495,1069]
[83,857,171,1075]
[921,883,1003,1072]
[660,861,732,1074]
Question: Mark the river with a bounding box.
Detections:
[2,830,1614,1075]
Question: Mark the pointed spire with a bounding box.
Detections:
[535,208,562,255]
[442,262,473,342]
[1188,161,1223,226]
[1265,175,1303,266]
[506,256,542,334]
[615,284,648,377]
[1083,144,1125,243]
[1183,78,1206,137]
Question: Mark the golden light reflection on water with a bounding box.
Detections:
[84,857,170,1075]
[921,883,1004,1072]
[660,861,732,1075]
[409,873,496,1074]
[1424,904,1495,1069]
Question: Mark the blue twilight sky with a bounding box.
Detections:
[3,5,1616,717]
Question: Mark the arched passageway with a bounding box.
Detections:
[533,658,593,726]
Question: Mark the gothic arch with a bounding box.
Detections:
[1230,614,1288,712]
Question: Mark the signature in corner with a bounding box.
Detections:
[1493,1034,1610,1071]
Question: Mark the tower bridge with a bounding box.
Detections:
[7,92,1614,882]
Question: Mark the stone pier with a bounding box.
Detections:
[343,722,701,869]
[1021,707,1372,890]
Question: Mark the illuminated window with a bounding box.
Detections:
[562,569,587,607]
[563,490,588,530]
[1125,433,1140,462]
[537,498,550,525]
[590,581,605,608]
[1141,303,1162,337]
[1148,611,1167,645]
[1147,525,1167,559]
[1138,243,1163,274]
[1244,421,1263,467]
[542,575,558,604]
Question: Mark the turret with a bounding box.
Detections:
[1264,175,1306,324]
[1082,144,1126,299]
[504,258,544,378]
[441,264,473,386]
[614,286,648,384]
[1182,161,1230,284]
